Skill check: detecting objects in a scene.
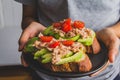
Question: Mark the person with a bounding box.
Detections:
[15,0,120,80]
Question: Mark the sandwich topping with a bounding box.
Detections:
[23,18,97,72]
[33,34,86,64]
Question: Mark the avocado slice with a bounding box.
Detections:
[77,30,95,46]
[23,37,39,53]
[41,53,52,63]
[34,48,49,59]
[66,35,80,41]
[55,50,85,65]
[43,26,53,35]
[63,51,73,58]
[43,26,60,39]
[41,53,52,59]
[41,57,52,63]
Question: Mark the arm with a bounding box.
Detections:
[19,5,46,51]
[22,4,37,29]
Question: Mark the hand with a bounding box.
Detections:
[96,28,120,63]
[19,22,46,67]
[19,22,46,51]
[90,28,120,77]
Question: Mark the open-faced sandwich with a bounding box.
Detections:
[23,18,100,72]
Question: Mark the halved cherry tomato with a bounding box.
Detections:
[49,41,60,48]
[73,21,84,29]
[62,40,74,46]
[64,18,71,25]
[40,36,53,42]
[62,23,72,32]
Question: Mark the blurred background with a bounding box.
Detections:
[0,0,32,80]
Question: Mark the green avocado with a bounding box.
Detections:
[41,53,52,63]
[77,30,95,46]
[34,48,49,59]
[23,37,39,53]
[43,26,53,35]
[66,35,80,41]
[63,51,73,58]
[41,57,52,63]
[55,50,85,65]
[43,26,60,39]
[41,53,52,59]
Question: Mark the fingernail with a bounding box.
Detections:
[18,48,21,51]
[112,55,115,62]
[109,55,114,63]
[18,46,22,51]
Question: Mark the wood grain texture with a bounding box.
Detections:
[0,66,32,80]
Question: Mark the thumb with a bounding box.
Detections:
[108,49,117,63]
[19,31,30,51]
[108,39,119,63]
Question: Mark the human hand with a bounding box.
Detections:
[96,28,120,63]
[19,22,46,67]
[90,28,120,77]
[19,22,46,51]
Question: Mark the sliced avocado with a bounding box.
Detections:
[53,33,60,39]
[34,48,49,59]
[43,26,60,39]
[23,37,39,53]
[49,32,60,39]
[63,51,73,58]
[66,35,80,41]
[41,53,52,63]
[77,37,93,46]
[43,26,53,35]
[77,30,95,46]
[55,50,85,65]
[41,57,52,63]
[41,53,52,59]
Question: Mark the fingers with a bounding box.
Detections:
[18,30,30,51]
[108,50,116,63]
[18,26,38,51]
[18,22,46,51]
[108,38,120,63]
[96,28,120,63]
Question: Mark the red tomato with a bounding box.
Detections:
[73,21,85,29]
[49,41,60,48]
[64,18,71,25]
[62,40,74,46]
[40,36,53,42]
[62,23,72,32]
